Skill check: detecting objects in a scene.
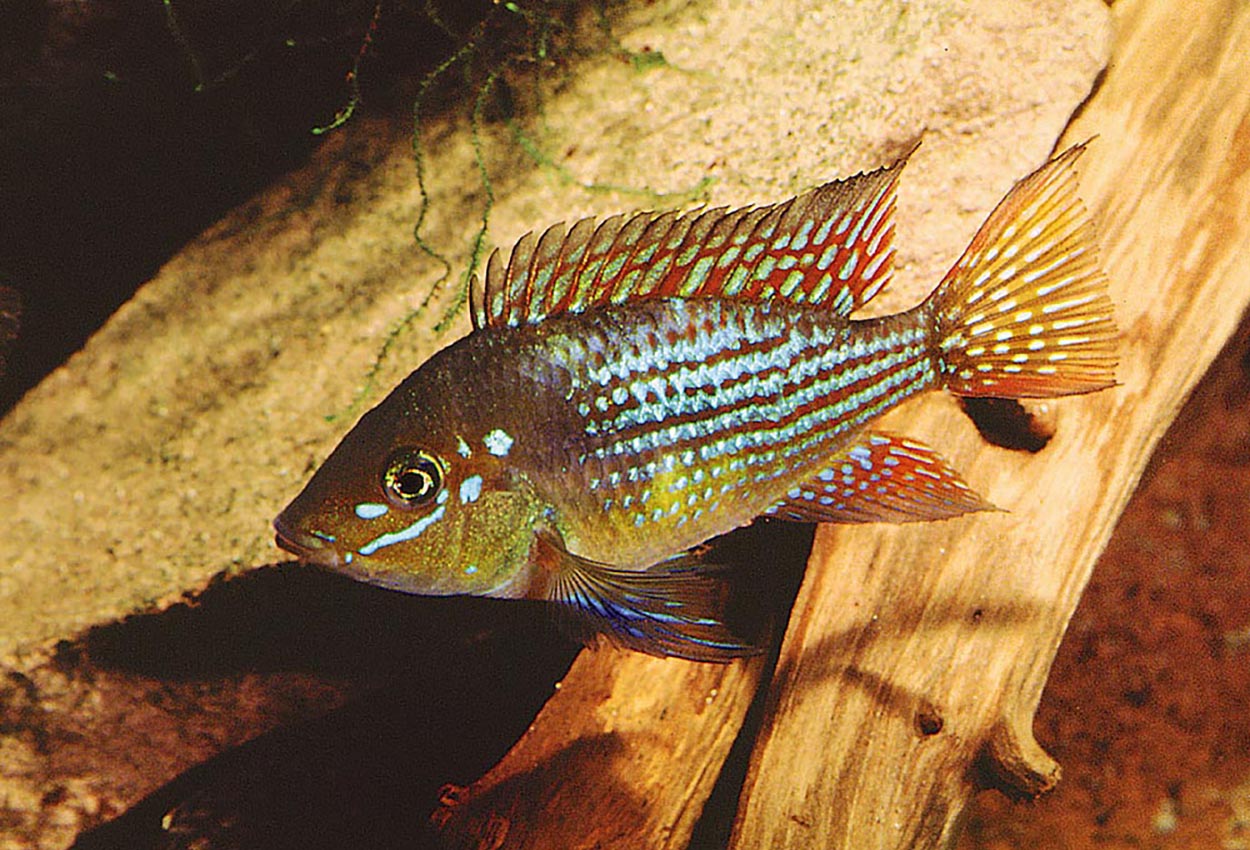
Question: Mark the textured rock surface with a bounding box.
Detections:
[0,0,1108,656]
[0,0,1109,847]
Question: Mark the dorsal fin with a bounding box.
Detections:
[471,152,910,330]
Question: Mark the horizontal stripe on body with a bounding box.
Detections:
[542,300,937,530]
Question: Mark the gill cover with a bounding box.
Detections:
[273,375,545,598]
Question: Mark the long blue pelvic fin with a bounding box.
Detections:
[530,531,758,662]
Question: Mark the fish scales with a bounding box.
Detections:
[529,298,933,568]
[275,145,1119,660]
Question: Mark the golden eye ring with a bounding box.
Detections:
[382,449,443,507]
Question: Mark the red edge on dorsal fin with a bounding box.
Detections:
[477,150,914,328]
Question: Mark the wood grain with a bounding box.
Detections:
[0,1,1111,844]
[730,0,1250,847]
[432,649,768,849]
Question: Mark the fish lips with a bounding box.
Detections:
[272,515,344,568]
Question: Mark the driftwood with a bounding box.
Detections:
[17,0,1250,847]
[433,1,1250,848]
[1,2,1111,846]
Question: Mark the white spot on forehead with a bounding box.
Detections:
[484,429,514,457]
[354,502,389,520]
[358,504,447,556]
[459,475,483,504]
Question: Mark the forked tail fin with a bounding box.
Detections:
[927,144,1118,398]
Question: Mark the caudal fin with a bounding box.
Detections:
[928,144,1117,398]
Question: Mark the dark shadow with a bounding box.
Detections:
[69,518,816,850]
[707,520,817,651]
[0,0,586,415]
[958,397,1054,452]
[76,560,564,682]
[70,564,581,850]
[72,640,579,850]
[686,520,813,849]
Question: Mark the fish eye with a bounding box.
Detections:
[382,449,443,508]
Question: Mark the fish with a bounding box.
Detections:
[274,144,1117,661]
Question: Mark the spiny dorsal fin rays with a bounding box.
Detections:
[764,431,995,524]
[473,152,911,330]
[530,530,756,661]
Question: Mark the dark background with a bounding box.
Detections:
[0,0,549,415]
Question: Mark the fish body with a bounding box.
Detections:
[275,146,1117,659]
[496,297,932,571]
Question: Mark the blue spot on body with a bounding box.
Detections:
[484,429,514,457]
[459,474,484,504]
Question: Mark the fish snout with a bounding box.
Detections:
[273,515,343,568]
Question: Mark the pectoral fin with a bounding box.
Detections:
[766,431,996,524]
[531,532,758,662]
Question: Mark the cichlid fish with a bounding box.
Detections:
[274,145,1117,660]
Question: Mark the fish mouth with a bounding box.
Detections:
[273,516,344,568]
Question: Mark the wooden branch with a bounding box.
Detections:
[433,2,1250,848]
[432,649,769,849]
[0,1,1121,846]
[730,0,1250,846]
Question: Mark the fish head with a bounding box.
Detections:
[273,378,544,598]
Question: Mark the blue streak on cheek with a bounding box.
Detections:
[354,502,389,520]
[357,505,447,556]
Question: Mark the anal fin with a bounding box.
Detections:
[765,431,995,524]
[531,531,758,662]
